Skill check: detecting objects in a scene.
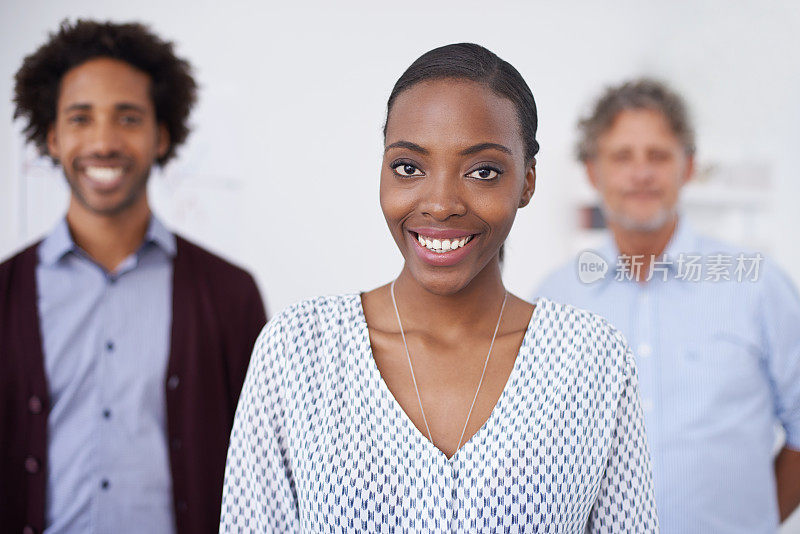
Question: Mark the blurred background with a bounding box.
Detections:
[1,1,799,529]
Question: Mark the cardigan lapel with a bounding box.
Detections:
[5,243,50,529]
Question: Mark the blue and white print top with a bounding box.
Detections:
[220,295,658,533]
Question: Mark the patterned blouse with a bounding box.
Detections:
[220,295,658,533]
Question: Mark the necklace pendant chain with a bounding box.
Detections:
[389,279,508,455]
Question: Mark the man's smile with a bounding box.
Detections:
[84,165,124,184]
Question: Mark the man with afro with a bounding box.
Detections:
[0,20,267,534]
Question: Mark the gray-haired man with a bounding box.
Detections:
[536,79,800,533]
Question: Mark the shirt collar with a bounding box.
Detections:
[590,215,697,288]
[38,214,176,266]
[38,218,75,266]
[661,216,697,266]
[145,215,177,258]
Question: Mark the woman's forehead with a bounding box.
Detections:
[385,79,524,156]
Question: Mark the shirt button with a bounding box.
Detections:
[100,479,110,490]
[638,343,652,358]
[103,409,111,419]
[167,375,180,390]
[28,396,43,415]
[24,456,39,474]
[106,341,114,352]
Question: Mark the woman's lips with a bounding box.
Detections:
[407,227,475,240]
[408,229,478,267]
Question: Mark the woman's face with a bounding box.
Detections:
[381,79,535,295]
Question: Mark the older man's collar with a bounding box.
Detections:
[661,216,697,267]
[586,215,697,287]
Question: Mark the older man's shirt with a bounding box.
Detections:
[536,219,800,534]
[37,217,176,534]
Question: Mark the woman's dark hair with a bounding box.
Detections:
[384,43,539,163]
[14,19,197,166]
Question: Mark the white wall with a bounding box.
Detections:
[4,0,800,311]
[2,1,800,529]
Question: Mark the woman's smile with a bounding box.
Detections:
[380,79,535,294]
[408,228,479,266]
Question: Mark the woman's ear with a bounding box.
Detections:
[519,160,536,208]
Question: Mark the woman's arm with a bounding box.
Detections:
[219,319,301,533]
[586,344,659,533]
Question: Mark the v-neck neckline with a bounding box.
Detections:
[353,294,545,462]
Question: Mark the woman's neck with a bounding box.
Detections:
[391,260,507,333]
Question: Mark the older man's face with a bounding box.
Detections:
[586,108,693,232]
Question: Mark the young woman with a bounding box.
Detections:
[220,44,657,532]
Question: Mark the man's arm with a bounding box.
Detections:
[758,262,800,522]
[776,445,800,522]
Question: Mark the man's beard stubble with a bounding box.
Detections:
[600,203,676,233]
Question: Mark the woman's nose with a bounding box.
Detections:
[419,173,467,221]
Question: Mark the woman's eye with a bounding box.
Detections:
[392,163,423,177]
[467,167,501,180]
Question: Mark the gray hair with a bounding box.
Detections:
[576,78,696,162]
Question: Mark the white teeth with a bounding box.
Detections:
[85,166,123,184]
[416,233,473,253]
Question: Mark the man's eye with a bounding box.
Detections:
[68,115,89,125]
[392,163,423,177]
[649,151,671,163]
[120,115,142,125]
[466,167,501,180]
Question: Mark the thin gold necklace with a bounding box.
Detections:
[389,279,508,454]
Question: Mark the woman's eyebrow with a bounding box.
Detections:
[459,142,512,156]
[384,141,512,156]
[384,141,429,155]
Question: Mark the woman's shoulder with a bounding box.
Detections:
[250,293,363,360]
[534,295,621,334]
[265,293,361,331]
[532,296,632,370]
[245,294,366,396]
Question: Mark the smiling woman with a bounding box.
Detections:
[220,43,658,533]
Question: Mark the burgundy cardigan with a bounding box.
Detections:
[0,237,266,534]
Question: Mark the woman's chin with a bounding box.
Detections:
[402,265,477,296]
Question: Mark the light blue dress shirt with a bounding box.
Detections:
[536,218,800,534]
[37,217,176,534]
